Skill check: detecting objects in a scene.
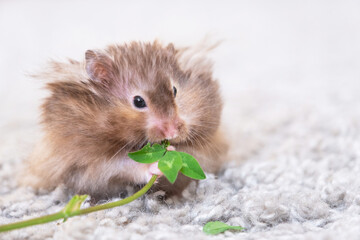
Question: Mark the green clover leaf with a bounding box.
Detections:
[128,143,166,163]
[203,221,244,235]
[178,152,206,180]
[158,151,182,183]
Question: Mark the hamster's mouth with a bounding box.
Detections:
[132,141,155,152]
[134,139,171,151]
[130,142,147,152]
[139,142,148,149]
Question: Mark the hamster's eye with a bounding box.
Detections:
[133,96,147,108]
[173,86,177,97]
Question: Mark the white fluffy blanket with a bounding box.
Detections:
[1,1,360,239]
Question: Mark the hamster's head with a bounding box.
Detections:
[85,42,222,148]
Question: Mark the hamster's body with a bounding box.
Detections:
[22,41,228,199]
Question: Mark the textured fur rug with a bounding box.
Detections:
[1,1,360,239]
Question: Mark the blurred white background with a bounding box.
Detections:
[0,0,360,129]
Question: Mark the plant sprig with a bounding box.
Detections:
[128,140,206,183]
[0,141,207,233]
[0,141,243,236]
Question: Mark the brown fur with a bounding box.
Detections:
[21,41,228,199]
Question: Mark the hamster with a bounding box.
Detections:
[21,41,228,199]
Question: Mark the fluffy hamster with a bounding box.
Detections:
[21,41,228,199]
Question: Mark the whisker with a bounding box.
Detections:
[107,141,132,162]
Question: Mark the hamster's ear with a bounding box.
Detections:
[85,50,115,84]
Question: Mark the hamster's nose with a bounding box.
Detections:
[156,119,183,140]
[162,123,179,140]
[149,116,184,141]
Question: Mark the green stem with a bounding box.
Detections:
[0,175,158,233]
[74,174,157,215]
[0,212,64,233]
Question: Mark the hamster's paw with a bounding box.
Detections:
[149,161,162,175]
[166,145,176,151]
[146,162,163,181]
